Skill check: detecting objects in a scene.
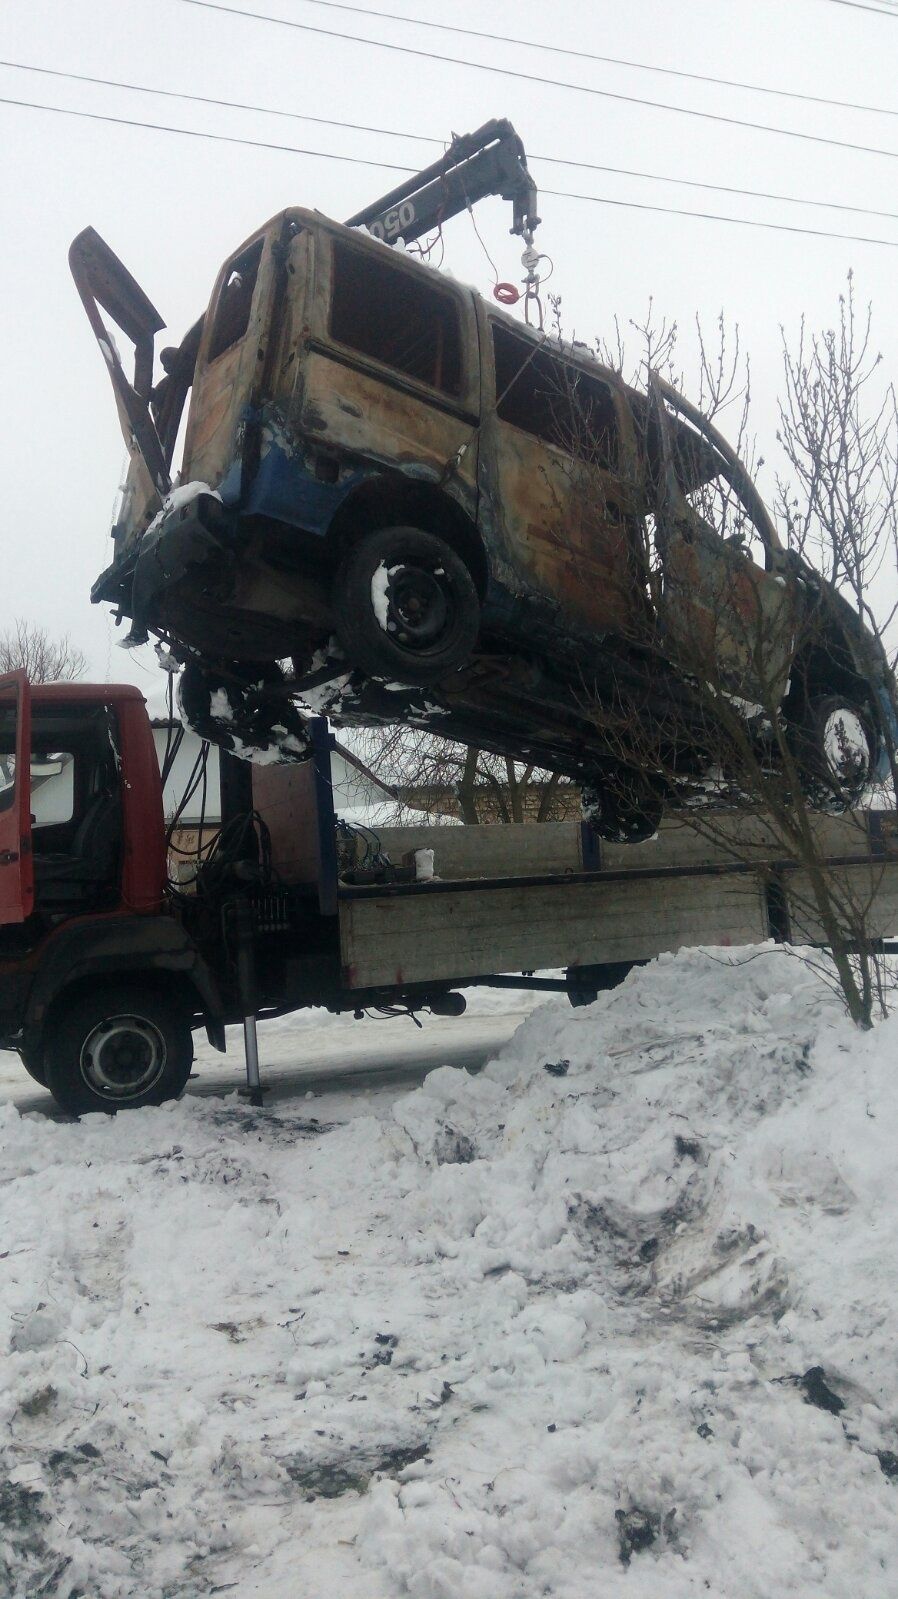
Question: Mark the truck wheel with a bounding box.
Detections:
[793,693,875,809]
[581,773,664,845]
[334,527,480,684]
[44,984,194,1117]
[18,1047,47,1087]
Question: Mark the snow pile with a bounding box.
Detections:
[2,947,898,1595]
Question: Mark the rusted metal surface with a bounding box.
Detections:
[477,398,644,640]
[648,373,797,700]
[182,219,283,490]
[299,353,478,501]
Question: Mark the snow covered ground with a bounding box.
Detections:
[1,947,897,1596]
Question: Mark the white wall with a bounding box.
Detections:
[151,724,392,826]
[152,726,221,827]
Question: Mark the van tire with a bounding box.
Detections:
[792,693,876,810]
[581,772,664,845]
[178,660,311,764]
[334,527,480,684]
[44,983,194,1117]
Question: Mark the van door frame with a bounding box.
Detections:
[648,373,796,703]
[69,227,170,499]
[477,308,646,640]
[181,217,291,495]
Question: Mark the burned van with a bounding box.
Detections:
[72,188,890,838]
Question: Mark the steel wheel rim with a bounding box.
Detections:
[388,565,453,650]
[822,707,870,787]
[79,1014,167,1100]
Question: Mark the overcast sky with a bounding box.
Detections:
[3,0,897,690]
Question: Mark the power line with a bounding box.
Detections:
[815,0,898,15]
[541,183,898,248]
[180,0,898,164]
[286,0,898,119]
[0,94,411,173]
[0,58,431,148]
[5,59,898,224]
[4,93,898,249]
[536,157,898,224]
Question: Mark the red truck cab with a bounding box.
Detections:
[0,675,215,1114]
[0,674,165,925]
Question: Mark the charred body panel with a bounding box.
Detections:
[88,211,668,664]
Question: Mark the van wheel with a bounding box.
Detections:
[178,660,311,764]
[44,983,194,1117]
[793,693,876,809]
[334,527,480,684]
[581,772,664,845]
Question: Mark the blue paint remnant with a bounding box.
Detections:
[242,437,366,535]
[217,458,243,507]
[874,685,898,782]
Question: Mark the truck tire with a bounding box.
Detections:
[17,1047,47,1087]
[44,983,194,1117]
[334,527,480,684]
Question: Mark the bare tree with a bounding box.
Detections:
[775,272,898,801]
[558,300,896,1027]
[350,725,577,824]
[0,620,87,683]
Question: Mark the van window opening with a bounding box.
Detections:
[643,399,771,569]
[492,324,618,469]
[152,316,205,472]
[207,238,264,364]
[682,471,767,567]
[329,239,462,395]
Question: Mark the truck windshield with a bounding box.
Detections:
[0,708,17,813]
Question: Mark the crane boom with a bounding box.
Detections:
[346,118,540,245]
